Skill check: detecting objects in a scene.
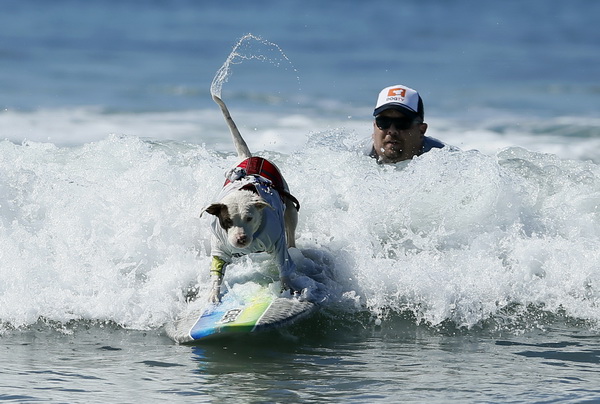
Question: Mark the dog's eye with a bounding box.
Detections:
[245,216,253,222]
[223,219,233,228]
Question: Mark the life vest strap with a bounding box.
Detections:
[225,157,300,211]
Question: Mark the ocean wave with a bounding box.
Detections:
[1,134,599,334]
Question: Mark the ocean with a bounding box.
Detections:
[1,0,600,402]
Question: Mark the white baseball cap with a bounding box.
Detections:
[373,84,424,119]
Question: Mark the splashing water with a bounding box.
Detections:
[1,133,600,334]
[210,33,299,99]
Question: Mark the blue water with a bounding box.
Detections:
[3,0,600,116]
[1,0,600,402]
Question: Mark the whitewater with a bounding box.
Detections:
[1,125,599,333]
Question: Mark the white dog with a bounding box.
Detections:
[200,95,301,303]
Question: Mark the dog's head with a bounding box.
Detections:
[201,190,272,249]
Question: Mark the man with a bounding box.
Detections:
[367,84,445,163]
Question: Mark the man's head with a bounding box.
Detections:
[373,84,424,119]
[371,84,428,163]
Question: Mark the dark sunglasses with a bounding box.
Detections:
[375,116,418,130]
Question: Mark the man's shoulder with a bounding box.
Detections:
[358,135,456,161]
[359,135,447,153]
[422,136,445,152]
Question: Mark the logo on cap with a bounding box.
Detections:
[387,87,406,99]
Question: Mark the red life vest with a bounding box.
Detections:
[224,157,300,211]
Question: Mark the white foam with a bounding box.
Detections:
[3,108,598,163]
[431,115,600,163]
[1,113,600,332]
[0,107,366,154]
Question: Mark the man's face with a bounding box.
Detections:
[372,109,428,163]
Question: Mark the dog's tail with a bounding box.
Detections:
[212,95,252,159]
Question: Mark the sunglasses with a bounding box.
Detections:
[375,116,418,130]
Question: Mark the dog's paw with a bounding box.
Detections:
[208,290,221,304]
[280,274,303,296]
[207,281,222,304]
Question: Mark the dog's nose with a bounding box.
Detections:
[236,235,247,245]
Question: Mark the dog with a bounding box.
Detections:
[200,95,301,303]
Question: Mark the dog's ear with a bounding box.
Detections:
[200,203,224,217]
[253,200,274,211]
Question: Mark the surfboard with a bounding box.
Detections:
[166,285,316,343]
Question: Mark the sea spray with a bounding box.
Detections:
[291,136,600,330]
[210,33,300,99]
[1,134,600,332]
